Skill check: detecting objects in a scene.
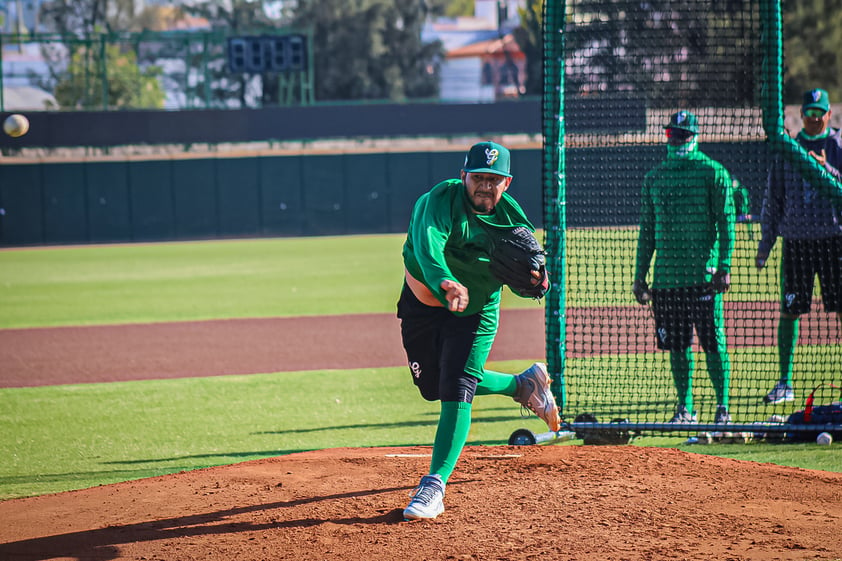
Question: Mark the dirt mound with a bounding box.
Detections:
[1,445,840,561]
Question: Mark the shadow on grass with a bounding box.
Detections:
[0,450,310,496]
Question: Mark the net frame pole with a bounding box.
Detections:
[0,34,4,112]
[542,0,568,413]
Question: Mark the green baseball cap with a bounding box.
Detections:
[664,111,699,134]
[802,88,830,112]
[463,141,512,177]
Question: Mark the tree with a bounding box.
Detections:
[782,0,842,104]
[290,0,446,101]
[445,0,474,18]
[512,0,840,109]
[513,0,762,108]
[53,43,165,109]
[35,0,180,109]
[39,0,138,35]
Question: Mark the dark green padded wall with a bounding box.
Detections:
[172,158,217,239]
[299,155,346,236]
[128,160,175,241]
[343,153,390,235]
[386,152,435,233]
[42,163,87,244]
[86,161,132,243]
[0,164,43,245]
[0,145,767,247]
[259,155,304,237]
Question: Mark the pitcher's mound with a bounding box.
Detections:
[1,445,840,561]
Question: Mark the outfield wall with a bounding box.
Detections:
[0,142,769,247]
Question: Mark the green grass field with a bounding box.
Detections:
[0,233,559,329]
[0,232,839,501]
[0,235,410,328]
[0,225,781,329]
[564,223,782,305]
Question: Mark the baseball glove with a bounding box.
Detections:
[489,226,550,299]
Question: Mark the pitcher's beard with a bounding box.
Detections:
[469,193,495,214]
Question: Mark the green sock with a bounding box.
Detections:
[705,351,730,408]
[778,317,799,385]
[670,348,694,411]
[429,401,472,484]
[475,370,518,396]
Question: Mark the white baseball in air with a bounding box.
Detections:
[816,432,833,445]
[3,113,29,137]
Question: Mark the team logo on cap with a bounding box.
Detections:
[676,112,688,124]
[811,90,823,102]
[785,293,796,310]
[485,148,500,165]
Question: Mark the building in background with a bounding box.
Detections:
[1,0,40,33]
[441,32,524,102]
[425,0,526,102]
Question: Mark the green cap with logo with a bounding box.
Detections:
[463,141,512,177]
[802,88,830,112]
[664,110,699,134]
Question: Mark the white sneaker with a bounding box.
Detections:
[764,382,794,404]
[713,405,732,424]
[667,405,698,424]
[403,474,445,520]
[514,362,561,432]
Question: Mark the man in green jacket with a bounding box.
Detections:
[397,141,559,521]
[633,111,736,425]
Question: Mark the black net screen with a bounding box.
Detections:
[542,0,841,437]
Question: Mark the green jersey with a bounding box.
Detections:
[403,178,535,316]
[635,151,735,289]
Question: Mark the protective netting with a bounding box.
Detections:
[542,0,842,437]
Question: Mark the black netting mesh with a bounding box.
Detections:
[542,0,841,438]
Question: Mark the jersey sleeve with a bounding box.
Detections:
[713,163,736,273]
[406,186,460,303]
[758,158,784,256]
[634,175,655,282]
[823,128,842,181]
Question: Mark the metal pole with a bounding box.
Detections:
[99,33,107,110]
[202,32,211,108]
[759,0,842,205]
[0,33,5,112]
[543,0,567,412]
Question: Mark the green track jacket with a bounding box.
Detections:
[635,151,735,289]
